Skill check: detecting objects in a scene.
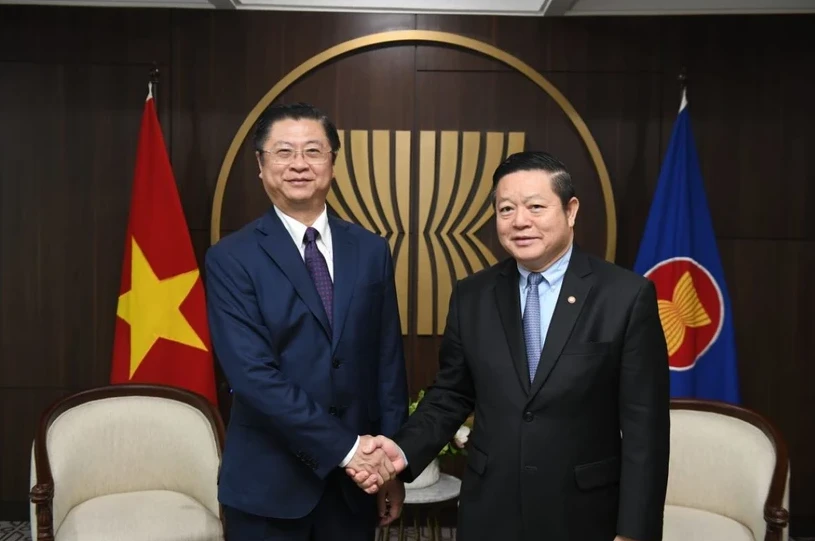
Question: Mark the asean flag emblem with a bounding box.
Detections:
[643,257,724,371]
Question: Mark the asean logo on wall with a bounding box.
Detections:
[212,30,616,336]
[643,257,724,371]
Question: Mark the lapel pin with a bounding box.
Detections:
[567,295,576,304]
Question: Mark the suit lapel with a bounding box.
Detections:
[255,209,331,339]
[528,247,593,400]
[328,216,357,354]
[494,260,531,395]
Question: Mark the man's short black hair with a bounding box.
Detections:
[492,151,576,208]
[253,102,341,155]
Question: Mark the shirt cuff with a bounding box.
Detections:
[398,444,409,466]
[339,436,360,467]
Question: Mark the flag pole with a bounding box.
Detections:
[677,66,688,107]
[150,62,160,107]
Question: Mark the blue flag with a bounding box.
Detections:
[633,90,740,404]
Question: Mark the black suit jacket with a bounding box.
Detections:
[395,246,670,541]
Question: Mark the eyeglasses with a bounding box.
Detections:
[258,147,333,165]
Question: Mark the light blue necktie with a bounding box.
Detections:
[524,272,544,382]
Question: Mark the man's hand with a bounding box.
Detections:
[377,479,405,526]
[363,435,407,472]
[345,435,407,493]
[614,536,636,541]
[345,435,396,494]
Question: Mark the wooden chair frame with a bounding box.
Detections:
[670,399,789,541]
[29,384,226,541]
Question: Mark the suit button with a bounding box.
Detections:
[523,411,534,422]
[329,406,338,416]
[332,359,340,368]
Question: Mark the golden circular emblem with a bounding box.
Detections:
[210,29,616,262]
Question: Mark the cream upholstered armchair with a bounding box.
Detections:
[29,384,226,541]
[664,399,790,541]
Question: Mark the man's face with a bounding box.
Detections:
[256,118,334,211]
[494,169,579,272]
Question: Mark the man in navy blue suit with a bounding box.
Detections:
[205,102,409,540]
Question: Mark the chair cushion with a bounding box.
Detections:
[663,504,755,541]
[55,489,222,541]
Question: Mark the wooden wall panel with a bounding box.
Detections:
[169,10,288,232]
[0,389,76,518]
[277,12,416,74]
[0,5,170,64]
[416,14,676,73]
[0,62,168,391]
[687,70,815,241]
[718,239,815,517]
[680,15,815,75]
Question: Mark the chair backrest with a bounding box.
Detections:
[30,384,225,538]
[667,400,789,541]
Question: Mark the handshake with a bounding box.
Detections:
[344,435,406,494]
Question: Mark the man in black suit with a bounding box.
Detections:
[349,151,670,541]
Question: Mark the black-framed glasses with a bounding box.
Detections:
[258,147,333,165]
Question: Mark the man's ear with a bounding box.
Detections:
[566,196,579,227]
[256,151,264,177]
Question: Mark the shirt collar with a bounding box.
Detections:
[517,243,573,289]
[273,205,331,248]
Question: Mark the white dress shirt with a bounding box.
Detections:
[273,205,334,280]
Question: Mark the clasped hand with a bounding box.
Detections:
[344,435,405,494]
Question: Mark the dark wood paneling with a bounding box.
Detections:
[542,71,664,268]
[169,10,288,232]
[416,15,676,73]
[278,12,417,75]
[0,5,170,64]
[0,389,75,515]
[416,15,512,72]
[681,16,815,75]
[412,336,444,395]
[718,239,815,520]
[189,228,212,279]
[687,71,815,240]
[0,62,169,390]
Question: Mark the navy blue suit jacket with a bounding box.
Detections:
[205,207,408,519]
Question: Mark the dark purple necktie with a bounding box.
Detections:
[303,227,333,328]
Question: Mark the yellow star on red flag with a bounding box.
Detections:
[116,237,208,378]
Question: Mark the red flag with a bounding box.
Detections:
[111,84,217,405]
